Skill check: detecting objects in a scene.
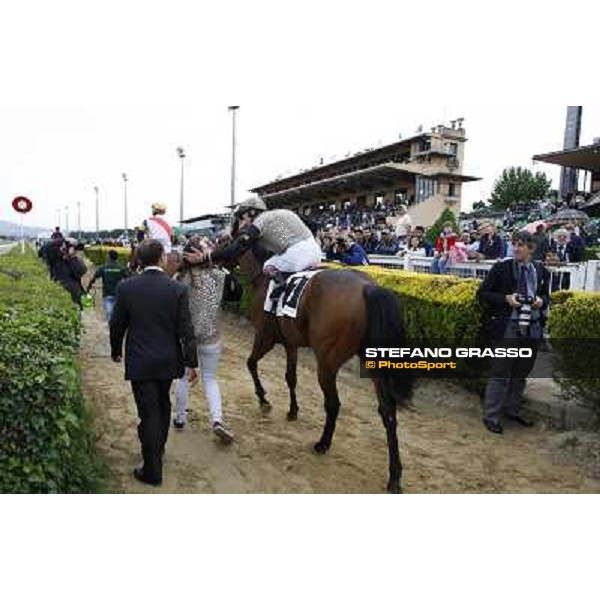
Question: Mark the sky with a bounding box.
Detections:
[0,1,597,232]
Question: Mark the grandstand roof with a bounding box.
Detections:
[251,131,467,196]
[258,163,480,206]
[533,143,600,170]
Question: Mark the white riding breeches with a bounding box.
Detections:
[263,238,322,273]
[175,341,223,424]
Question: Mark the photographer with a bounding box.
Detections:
[53,238,88,307]
[477,231,550,435]
[328,233,369,266]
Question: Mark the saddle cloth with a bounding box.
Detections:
[264,269,323,318]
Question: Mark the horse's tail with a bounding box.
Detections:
[362,285,414,409]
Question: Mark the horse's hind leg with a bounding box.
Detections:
[374,380,402,494]
[285,345,299,421]
[314,364,340,454]
[247,333,275,414]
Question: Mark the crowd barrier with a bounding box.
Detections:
[367,254,600,293]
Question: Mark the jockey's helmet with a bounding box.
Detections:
[151,202,167,215]
[236,196,267,215]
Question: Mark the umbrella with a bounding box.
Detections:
[546,209,590,225]
[521,220,546,233]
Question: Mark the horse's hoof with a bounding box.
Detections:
[387,481,403,494]
[313,441,329,455]
[259,401,272,415]
[287,411,298,421]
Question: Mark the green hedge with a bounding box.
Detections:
[85,246,130,267]
[353,266,481,342]
[583,247,600,262]
[0,249,104,492]
[549,291,600,416]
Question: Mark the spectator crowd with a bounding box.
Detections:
[312,203,595,272]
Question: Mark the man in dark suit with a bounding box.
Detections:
[110,239,198,485]
[477,232,550,435]
[565,225,585,263]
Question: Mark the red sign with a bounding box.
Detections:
[12,196,33,214]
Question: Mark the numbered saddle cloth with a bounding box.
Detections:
[264,270,323,318]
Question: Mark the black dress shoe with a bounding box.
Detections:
[483,418,504,435]
[506,414,534,428]
[133,467,162,486]
[173,418,185,431]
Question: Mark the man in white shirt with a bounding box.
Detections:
[393,205,413,241]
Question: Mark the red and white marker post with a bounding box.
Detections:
[11,196,33,254]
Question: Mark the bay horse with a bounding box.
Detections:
[234,245,413,493]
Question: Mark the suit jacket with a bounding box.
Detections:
[110,269,198,381]
[477,259,550,340]
[567,235,585,263]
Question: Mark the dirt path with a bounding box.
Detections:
[80,299,600,494]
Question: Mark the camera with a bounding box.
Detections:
[516,295,535,335]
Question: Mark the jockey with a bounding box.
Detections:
[142,202,173,253]
[185,197,322,283]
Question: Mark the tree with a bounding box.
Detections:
[472,200,488,212]
[490,167,552,210]
[426,208,458,245]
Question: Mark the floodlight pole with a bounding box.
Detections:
[228,105,240,213]
[177,148,186,223]
[77,201,81,240]
[94,186,99,238]
[122,173,129,234]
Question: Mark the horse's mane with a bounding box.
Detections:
[251,242,272,267]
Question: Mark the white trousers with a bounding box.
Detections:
[175,341,223,424]
[264,238,322,273]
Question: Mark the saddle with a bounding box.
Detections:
[264,269,322,318]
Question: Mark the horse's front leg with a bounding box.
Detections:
[247,333,275,414]
[285,345,299,421]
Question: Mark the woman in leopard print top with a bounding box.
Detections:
[174,237,233,443]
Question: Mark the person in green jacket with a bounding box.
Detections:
[87,250,129,322]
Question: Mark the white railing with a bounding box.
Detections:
[365,254,600,292]
[0,242,17,256]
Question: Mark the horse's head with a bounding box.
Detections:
[216,232,271,286]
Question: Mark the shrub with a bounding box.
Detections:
[583,247,600,262]
[84,246,130,267]
[548,291,600,416]
[352,266,481,342]
[0,249,104,492]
